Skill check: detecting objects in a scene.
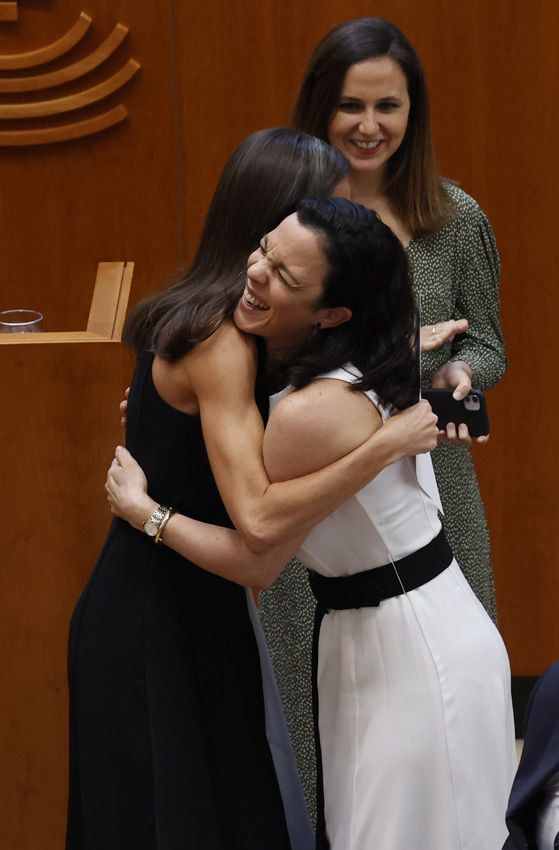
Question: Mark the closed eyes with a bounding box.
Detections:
[258,241,296,287]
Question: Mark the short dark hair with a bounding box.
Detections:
[292,17,452,235]
[124,128,349,359]
[282,196,418,410]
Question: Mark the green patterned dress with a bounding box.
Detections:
[259,183,507,818]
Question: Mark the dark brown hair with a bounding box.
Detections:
[124,128,349,360]
[292,17,452,235]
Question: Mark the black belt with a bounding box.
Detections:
[308,528,453,612]
[309,529,453,850]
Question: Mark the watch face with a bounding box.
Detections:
[144,520,158,537]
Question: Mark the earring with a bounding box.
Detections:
[312,322,322,337]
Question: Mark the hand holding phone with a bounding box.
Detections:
[421,388,490,438]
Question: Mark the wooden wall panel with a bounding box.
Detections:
[0,0,182,330]
[0,339,134,848]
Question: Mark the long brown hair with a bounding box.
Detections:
[293,17,452,235]
[124,128,349,360]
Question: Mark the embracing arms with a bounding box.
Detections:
[185,323,438,552]
[106,449,305,588]
[108,376,389,588]
[110,321,442,577]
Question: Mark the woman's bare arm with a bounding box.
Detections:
[184,322,437,552]
[106,450,305,588]
[106,378,381,587]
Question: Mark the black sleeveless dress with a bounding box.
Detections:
[66,350,293,850]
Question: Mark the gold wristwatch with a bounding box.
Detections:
[143,504,173,544]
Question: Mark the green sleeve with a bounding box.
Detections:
[450,204,507,389]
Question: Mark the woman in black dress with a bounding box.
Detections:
[67,128,438,850]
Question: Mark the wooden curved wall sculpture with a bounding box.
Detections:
[0,2,17,22]
[0,104,127,146]
[0,11,139,145]
[0,23,128,91]
[0,59,139,118]
[0,11,91,69]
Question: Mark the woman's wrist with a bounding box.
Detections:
[129,495,158,531]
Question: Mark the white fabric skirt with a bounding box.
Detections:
[317,560,516,850]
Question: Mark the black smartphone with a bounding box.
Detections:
[421,388,490,437]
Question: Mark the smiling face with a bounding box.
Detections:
[327,56,411,181]
[233,213,350,353]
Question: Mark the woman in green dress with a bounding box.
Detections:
[259,16,507,817]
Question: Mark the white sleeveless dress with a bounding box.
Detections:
[270,367,516,850]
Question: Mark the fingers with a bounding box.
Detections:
[120,390,129,426]
[437,415,484,447]
[452,380,471,401]
[474,434,489,445]
[106,453,124,490]
[418,399,438,429]
[445,422,457,441]
[431,358,473,397]
[115,445,132,464]
[457,423,472,447]
[408,399,437,423]
[419,327,439,353]
[453,318,469,335]
[420,324,448,352]
[441,422,473,447]
[419,319,469,353]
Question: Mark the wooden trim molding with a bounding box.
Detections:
[0,24,129,92]
[0,331,115,344]
[0,260,133,343]
[112,262,134,341]
[87,261,134,340]
[0,11,91,70]
[0,105,128,146]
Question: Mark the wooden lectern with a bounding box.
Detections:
[0,262,134,849]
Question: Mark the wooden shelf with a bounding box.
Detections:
[0,261,134,344]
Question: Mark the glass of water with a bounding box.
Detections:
[0,309,43,333]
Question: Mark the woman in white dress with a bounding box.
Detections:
[106,196,515,849]
[288,366,515,849]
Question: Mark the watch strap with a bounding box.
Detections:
[143,504,170,538]
[154,508,174,544]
